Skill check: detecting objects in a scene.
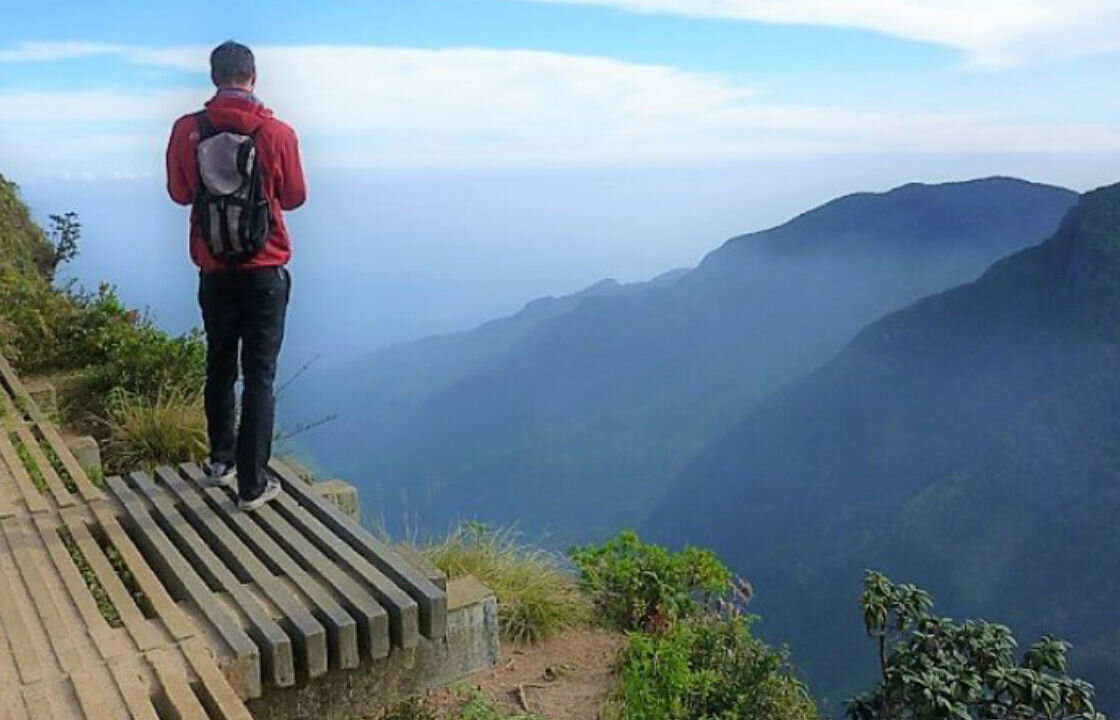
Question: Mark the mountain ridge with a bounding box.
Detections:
[646,181,1120,712]
[291,177,1078,542]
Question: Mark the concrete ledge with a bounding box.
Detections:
[23,378,57,417]
[312,479,361,522]
[63,434,102,474]
[244,575,500,720]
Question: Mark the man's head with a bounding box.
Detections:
[210,41,256,89]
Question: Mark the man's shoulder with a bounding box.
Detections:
[170,110,204,137]
[259,115,298,141]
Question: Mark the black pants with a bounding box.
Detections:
[198,266,290,500]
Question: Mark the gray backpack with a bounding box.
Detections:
[194,112,271,263]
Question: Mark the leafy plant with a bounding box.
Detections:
[569,530,733,632]
[424,523,589,644]
[847,571,1106,720]
[612,615,817,720]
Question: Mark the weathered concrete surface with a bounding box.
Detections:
[272,459,449,640]
[311,478,361,521]
[395,542,449,592]
[246,575,500,720]
[22,378,57,417]
[0,353,251,720]
[0,352,487,719]
[63,434,101,475]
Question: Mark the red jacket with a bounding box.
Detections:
[166,92,306,271]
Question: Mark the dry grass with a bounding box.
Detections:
[98,388,207,472]
[423,524,590,645]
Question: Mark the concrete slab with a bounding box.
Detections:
[106,475,262,699]
[271,460,447,640]
[178,464,359,671]
[247,495,391,661]
[0,352,483,720]
[127,472,295,690]
[154,466,328,682]
[270,488,419,650]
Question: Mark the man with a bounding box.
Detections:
[166,41,306,511]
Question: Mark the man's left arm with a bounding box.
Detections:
[166,116,197,206]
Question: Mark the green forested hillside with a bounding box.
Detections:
[293,178,1077,541]
[648,182,1120,713]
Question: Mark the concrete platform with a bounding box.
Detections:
[0,353,493,719]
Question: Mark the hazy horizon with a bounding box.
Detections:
[16,152,1120,376]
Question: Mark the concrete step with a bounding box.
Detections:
[0,350,495,720]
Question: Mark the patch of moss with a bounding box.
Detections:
[10,431,47,494]
[93,527,152,618]
[56,525,121,628]
[37,434,77,493]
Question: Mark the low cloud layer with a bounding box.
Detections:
[1,43,1118,179]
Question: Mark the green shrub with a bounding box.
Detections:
[848,571,1107,720]
[424,523,590,644]
[0,176,53,279]
[612,615,817,720]
[570,530,732,632]
[98,388,207,473]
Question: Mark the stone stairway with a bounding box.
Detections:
[0,353,494,720]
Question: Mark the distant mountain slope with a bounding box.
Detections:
[647,183,1120,712]
[293,178,1077,540]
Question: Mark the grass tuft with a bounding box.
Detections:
[423,523,590,645]
[98,388,206,473]
[57,525,121,627]
[10,431,47,494]
[92,526,152,617]
[37,433,77,493]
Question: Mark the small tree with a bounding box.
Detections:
[46,211,81,279]
[848,571,1105,720]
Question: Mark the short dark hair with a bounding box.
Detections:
[210,41,255,86]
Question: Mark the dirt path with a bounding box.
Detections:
[434,628,625,719]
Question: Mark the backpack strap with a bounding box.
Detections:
[194,111,218,140]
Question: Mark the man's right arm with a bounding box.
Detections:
[165,116,196,206]
[276,123,307,211]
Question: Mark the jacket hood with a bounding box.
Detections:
[202,95,273,134]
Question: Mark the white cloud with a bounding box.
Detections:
[518,0,1120,66]
[1,44,1119,179]
[0,41,128,62]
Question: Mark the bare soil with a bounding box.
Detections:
[432,628,625,719]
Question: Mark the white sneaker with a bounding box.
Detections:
[204,460,236,488]
[237,479,282,512]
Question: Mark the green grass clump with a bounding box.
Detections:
[56,525,121,628]
[98,388,207,473]
[38,436,77,493]
[93,528,152,618]
[10,431,48,494]
[85,465,106,489]
[423,523,590,645]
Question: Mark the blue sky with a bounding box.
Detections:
[4,0,1120,361]
[2,0,1119,181]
